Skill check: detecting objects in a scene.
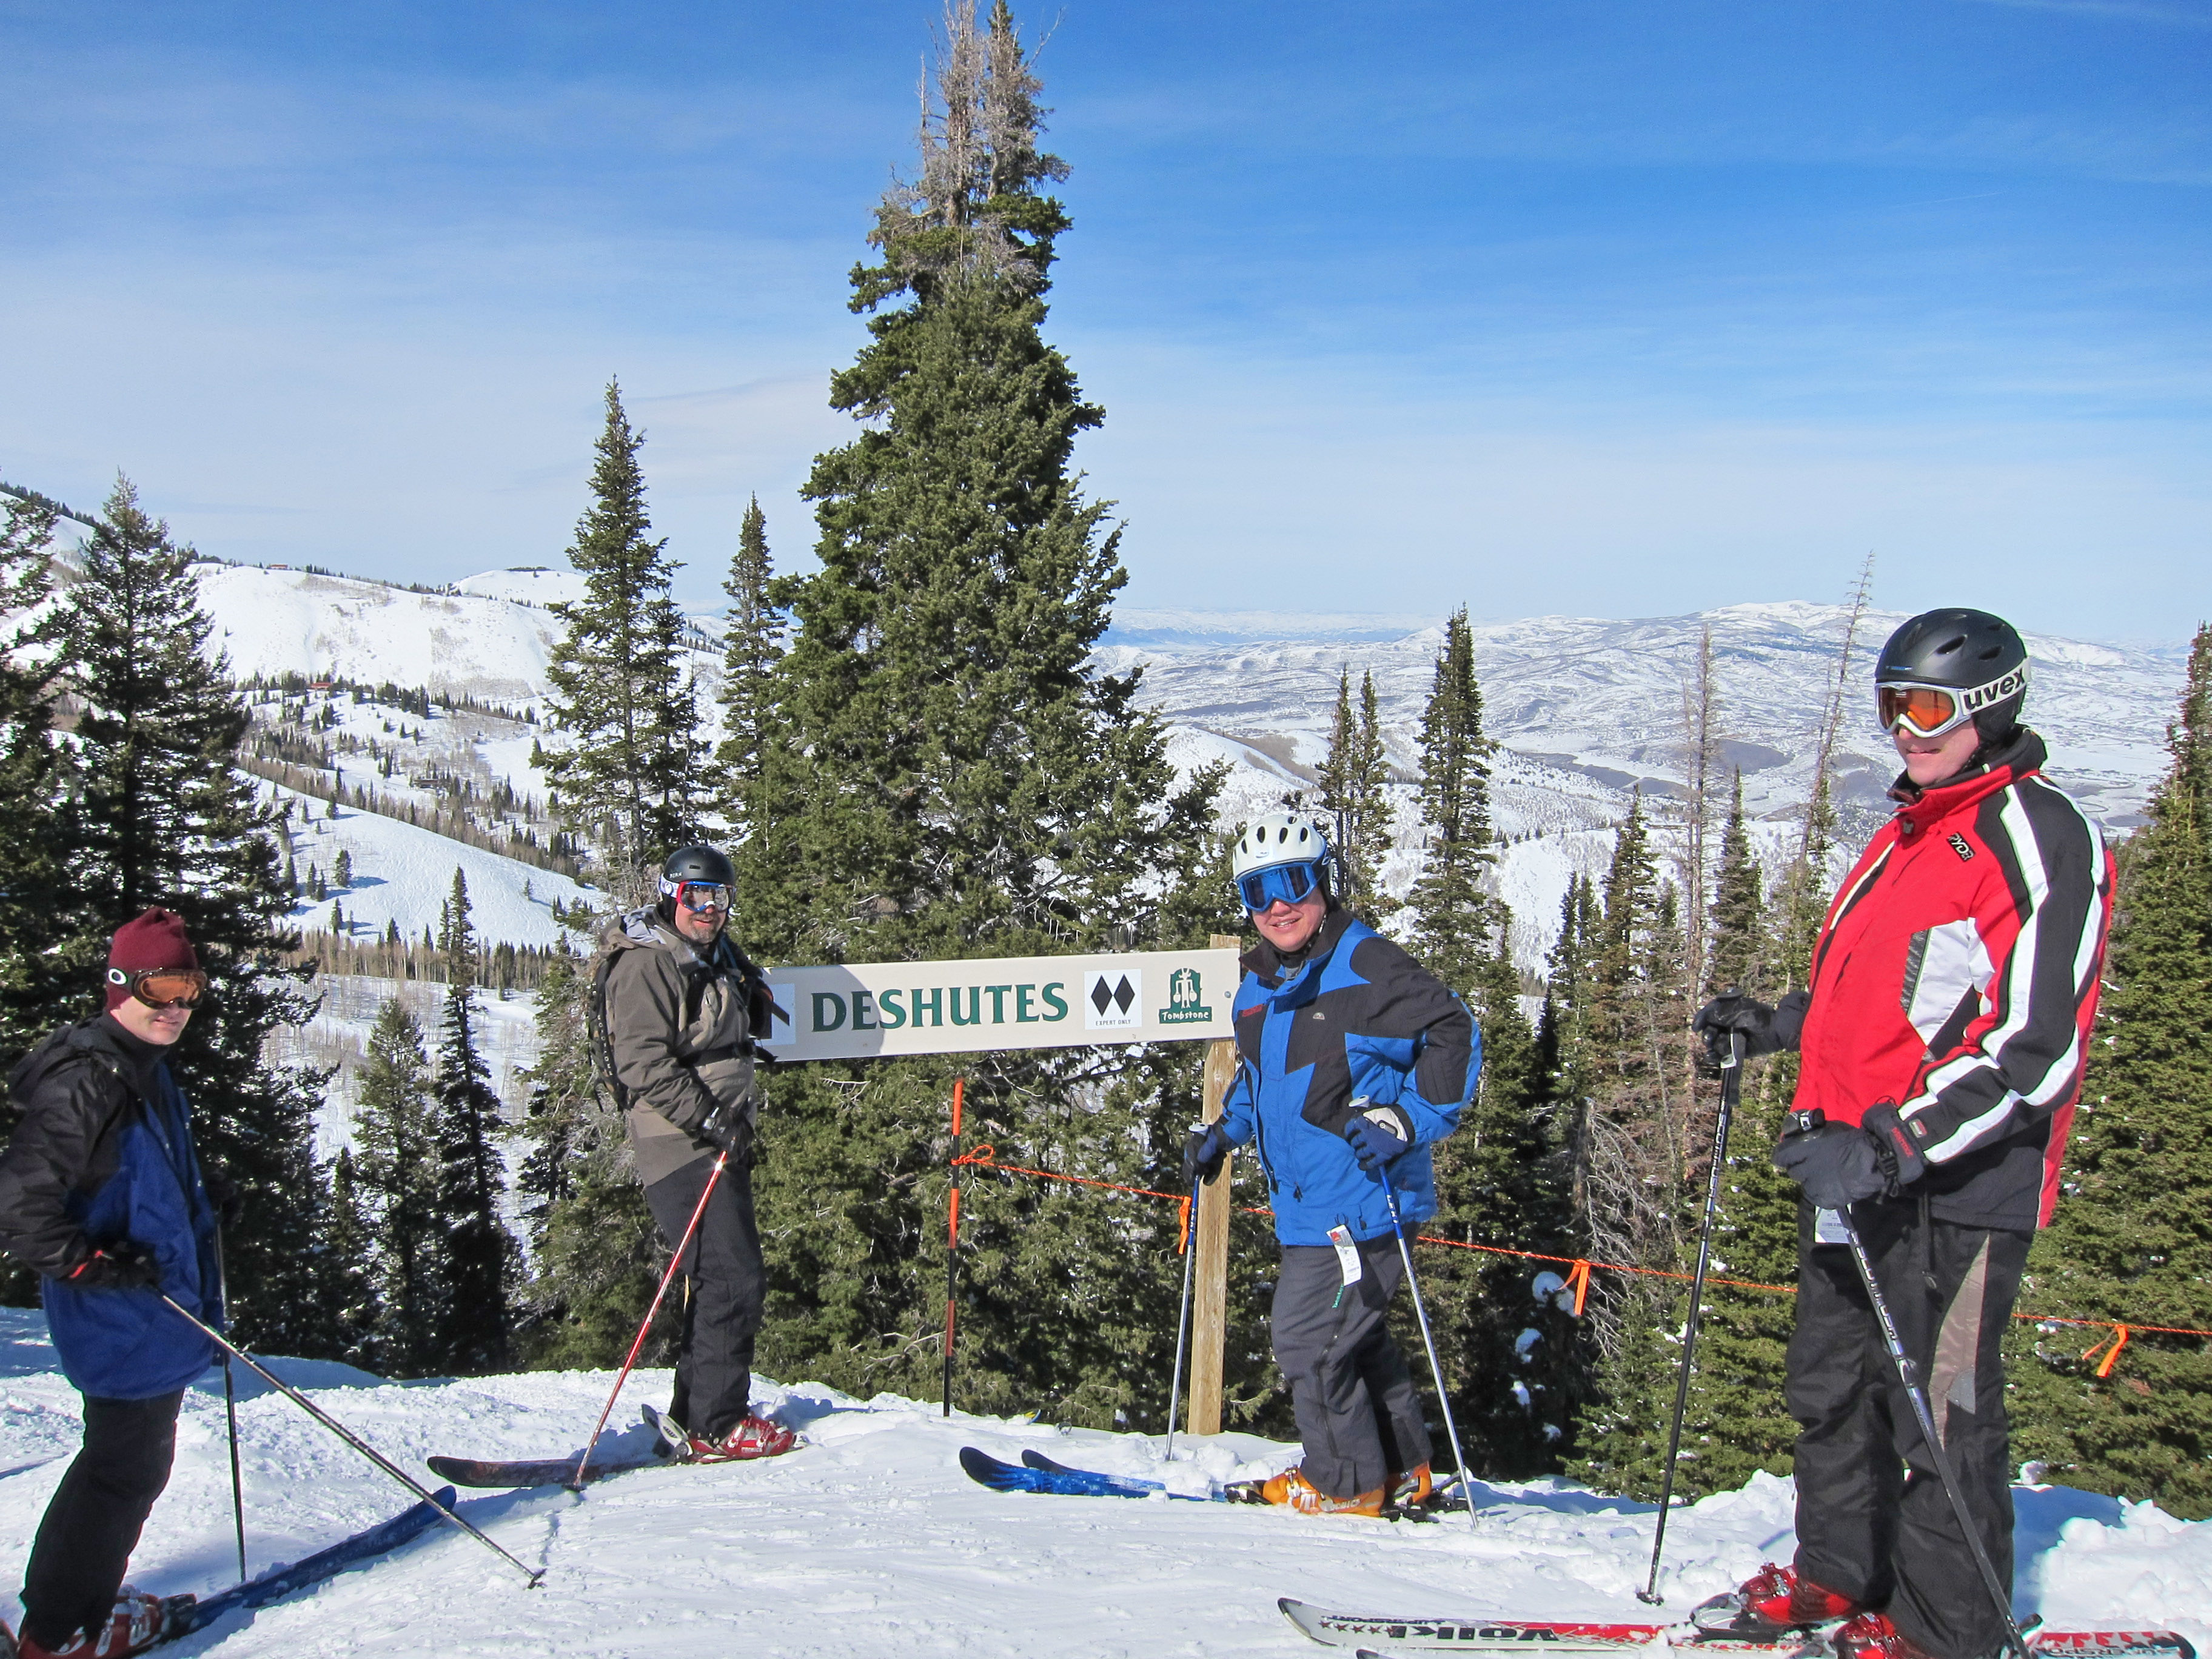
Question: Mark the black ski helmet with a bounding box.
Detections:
[1874,608,2029,744]
[662,844,737,888]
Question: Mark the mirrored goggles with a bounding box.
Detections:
[664,879,732,914]
[1876,663,2027,740]
[108,967,209,1009]
[1236,859,1324,913]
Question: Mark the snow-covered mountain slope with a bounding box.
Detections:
[2,1307,2207,1657]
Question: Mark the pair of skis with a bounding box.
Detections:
[958,1444,1469,1520]
[1277,1600,2196,1658]
[0,1489,458,1659]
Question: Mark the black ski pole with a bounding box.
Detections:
[1835,1214,2032,1659]
[943,1078,963,1419]
[1375,1159,1476,1530]
[1162,1155,1201,1459]
[214,1226,247,1583]
[1638,1027,1745,1605]
[160,1296,544,1587]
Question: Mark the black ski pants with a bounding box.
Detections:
[1272,1233,1432,1499]
[19,1389,184,1652]
[1788,1198,2029,1659]
[644,1155,765,1443]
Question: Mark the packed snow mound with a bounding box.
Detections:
[3,1307,2207,1656]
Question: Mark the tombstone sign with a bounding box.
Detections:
[760,947,1241,1062]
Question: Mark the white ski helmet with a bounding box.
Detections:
[1232,811,1330,879]
[1232,812,1335,911]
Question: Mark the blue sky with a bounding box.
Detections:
[2,0,2205,640]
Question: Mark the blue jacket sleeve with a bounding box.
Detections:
[1216,1054,1256,1147]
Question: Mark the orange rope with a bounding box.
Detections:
[947,1151,2212,1361]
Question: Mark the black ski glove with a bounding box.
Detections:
[1772,1122,1888,1210]
[1862,1103,1928,1191]
[203,1166,246,1228]
[1693,991,1783,1065]
[1181,1122,1230,1188]
[1344,1105,1413,1174]
[699,1097,755,1165]
[65,1239,161,1292]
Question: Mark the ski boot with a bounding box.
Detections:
[1693,1563,1866,1638]
[683,1413,800,1463]
[10,1589,176,1659]
[1830,1614,1943,1659]
[1388,1464,1434,1508]
[1224,1466,1385,1517]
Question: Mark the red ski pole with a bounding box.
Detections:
[571,1148,728,1490]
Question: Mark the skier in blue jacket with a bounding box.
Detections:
[1185,813,1479,1516]
[0,909,222,1659]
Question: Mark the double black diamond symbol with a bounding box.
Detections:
[1090,974,1136,1016]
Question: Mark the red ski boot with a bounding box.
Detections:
[1831,1613,1942,1659]
[684,1413,799,1462]
[1692,1562,1867,1638]
[12,1590,172,1659]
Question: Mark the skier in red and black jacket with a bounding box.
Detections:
[1693,610,2114,1659]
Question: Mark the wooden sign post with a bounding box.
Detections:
[1186,933,1240,1437]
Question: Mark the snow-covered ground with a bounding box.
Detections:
[2,1307,2207,1657]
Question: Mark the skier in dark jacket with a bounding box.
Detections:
[597,843,793,1462]
[0,909,222,1659]
[1185,812,1478,1517]
[1694,610,2113,1659]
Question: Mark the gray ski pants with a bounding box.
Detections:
[1272,1233,1432,1498]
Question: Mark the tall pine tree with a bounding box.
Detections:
[431,869,515,1373]
[729,0,1229,1423]
[2011,623,2212,1518]
[716,493,783,840]
[62,476,332,1353]
[543,381,705,886]
[353,997,443,1375]
[1316,666,1394,911]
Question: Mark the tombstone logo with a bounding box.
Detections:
[1157,965,1212,1027]
[1083,968,1141,1030]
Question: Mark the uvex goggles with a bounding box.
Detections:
[660,877,731,913]
[107,967,209,1009]
[1236,859,1325,913]
[1875,665,2028,740]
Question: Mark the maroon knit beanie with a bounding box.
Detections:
[107,907,198,1011]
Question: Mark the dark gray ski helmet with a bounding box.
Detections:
[661,843,736,887]
[1874,608,2028,744]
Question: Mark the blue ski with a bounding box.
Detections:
[959,1446,1220,1501]
[170,1487,455,1638]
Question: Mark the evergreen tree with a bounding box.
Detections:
[0,491,83,1307]
[1317,667,1393,911]
[1704,771,1765,998]
[353,997,443,1374]
[729,0,1228,1422]
[1408,609,1495,988]
[2011,623,2212,1518]
[716,493,783,840]
[543,381,705,885]
[431,869,515,1373]
[321,1148,384,1370]
[511,947,669,1369]
[62,477,331,1353]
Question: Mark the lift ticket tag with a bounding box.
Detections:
[1327,1224,1362,1287]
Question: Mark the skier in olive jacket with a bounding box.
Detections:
[1694,610,2114,1659]
[1184,812,1478,1517]
[597,843,793,1463]
[0,909,222,1659]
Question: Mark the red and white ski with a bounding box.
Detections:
[1278,1600,2196,1658]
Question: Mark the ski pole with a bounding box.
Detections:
[943,1078,964,1419]
[1637,1028,1743,1605]
[573,1147,728,1489]
[1835,1213,2031,1659]
[1162,1158,1201,1459]
[1376,1163,1476,1531]
[160,1295,543,1587]
[215,1225,247,1582]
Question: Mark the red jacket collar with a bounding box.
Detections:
[1885,728,2046,838]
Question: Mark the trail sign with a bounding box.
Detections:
[761,947,1241,1063]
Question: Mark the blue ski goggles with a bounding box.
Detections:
[1236,859,1325,913]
